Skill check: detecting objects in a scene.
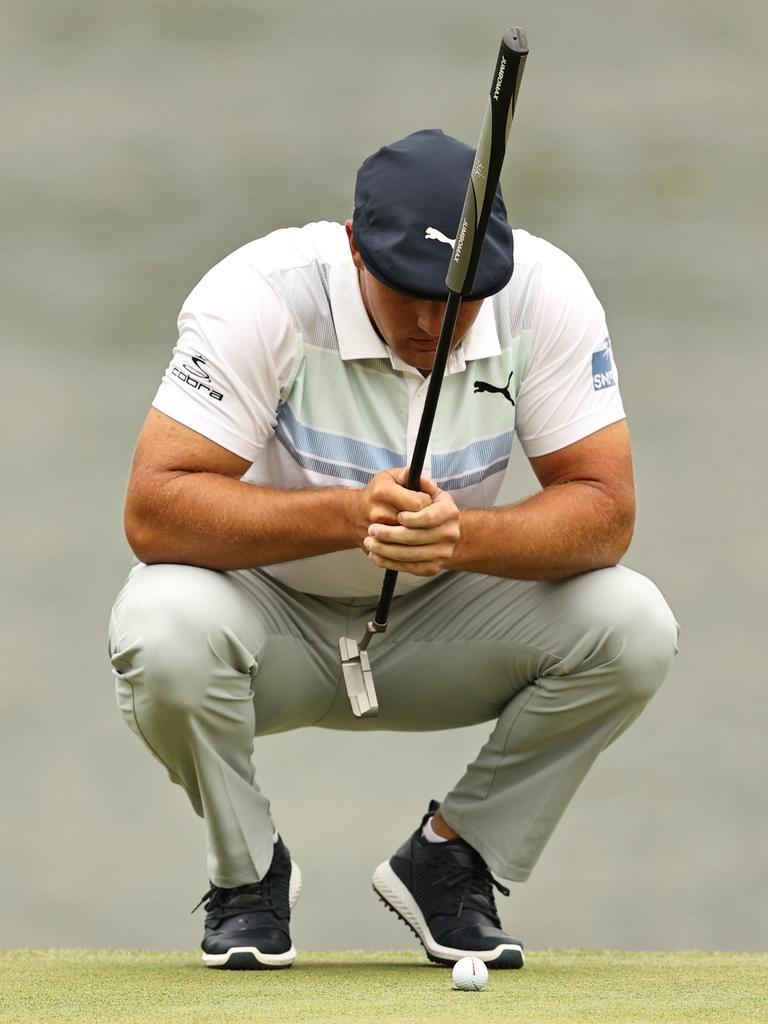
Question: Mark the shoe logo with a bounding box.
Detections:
[473,371,515,405]
[425,226,455,247]
[592,336,617,391]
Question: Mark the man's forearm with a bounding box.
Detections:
[126,472,360,570]
[449,481,635,581]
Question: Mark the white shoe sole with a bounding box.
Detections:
[202,860,302,970]
[372,860,524,969]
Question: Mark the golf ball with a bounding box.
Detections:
[452,956,488,991]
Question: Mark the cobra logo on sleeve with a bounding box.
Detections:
[171,354,224,401]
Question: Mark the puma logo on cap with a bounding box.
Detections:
[425,226,455,246]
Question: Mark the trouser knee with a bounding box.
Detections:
[552,567,679,706]
[109,564,258,722]
[611,571,678,703]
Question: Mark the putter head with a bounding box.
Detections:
[338,636,379,718]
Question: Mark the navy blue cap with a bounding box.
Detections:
[352,128,514,301]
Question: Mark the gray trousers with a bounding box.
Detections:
[108,563,678,888]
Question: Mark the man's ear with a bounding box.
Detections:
[345,219,365,272]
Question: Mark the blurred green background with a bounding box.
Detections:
[1,0,766,953]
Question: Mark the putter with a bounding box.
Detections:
[339,28,529,717]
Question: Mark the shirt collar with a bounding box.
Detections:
[330,254,390,360]
[329,251,501,373]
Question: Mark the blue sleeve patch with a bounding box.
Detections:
[592,336,616,390]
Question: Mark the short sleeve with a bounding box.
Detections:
[514,244,626,458]
[152,259,297,462]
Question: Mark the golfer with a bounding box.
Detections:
[109,129,678,971]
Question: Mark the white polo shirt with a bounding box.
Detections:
[153,221,625,597]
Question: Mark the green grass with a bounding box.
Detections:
[1,949,766,1024]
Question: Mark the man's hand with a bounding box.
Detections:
[357,468,461,577]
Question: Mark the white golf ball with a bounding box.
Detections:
[452,955,488,991]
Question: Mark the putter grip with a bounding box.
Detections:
[445,28,528,297]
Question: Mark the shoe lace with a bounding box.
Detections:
[429,850,510,924]
[190,876,283,925]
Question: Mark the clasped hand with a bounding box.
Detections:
[356,468,461,577]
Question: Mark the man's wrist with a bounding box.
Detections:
[446,506,478,572]
[335,485,366,551]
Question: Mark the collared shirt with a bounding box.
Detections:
[153,221,625,597]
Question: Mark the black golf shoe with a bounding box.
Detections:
[194,837,301,969]
[372,801,524,968]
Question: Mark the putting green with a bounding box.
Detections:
[1,949,766,1023]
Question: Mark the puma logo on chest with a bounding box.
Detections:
[473,371,515,405]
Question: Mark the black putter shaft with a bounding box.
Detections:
[367,28,528,639]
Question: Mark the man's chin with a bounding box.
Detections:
[405,344,438,372]
[409,358,435,375]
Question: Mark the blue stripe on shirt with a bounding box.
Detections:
[432,432,514,480]
[276,405,513,492]
[436,458,510,491]
[276,403,404,479]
